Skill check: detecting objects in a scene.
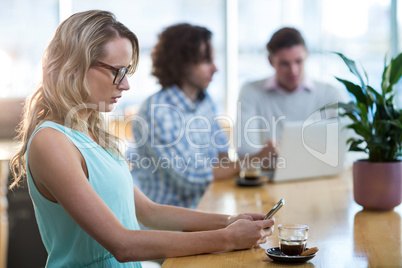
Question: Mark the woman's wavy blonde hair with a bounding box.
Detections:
[10,10,139,188]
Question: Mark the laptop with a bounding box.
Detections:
[268,118,349,182]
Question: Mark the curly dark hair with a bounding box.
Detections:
[151,23,212,89]
[266,27,306,56]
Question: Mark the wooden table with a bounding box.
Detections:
[162,169,402,267]
[0,140,19,268]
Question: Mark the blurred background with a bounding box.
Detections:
[0,1,401,267]
[0,0,401,118]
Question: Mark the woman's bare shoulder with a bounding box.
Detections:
[28,126,87,201]
[30,127,74,153]
[28,126,83,176]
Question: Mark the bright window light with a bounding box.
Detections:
[0,49,13,98]
[322,0,388,38]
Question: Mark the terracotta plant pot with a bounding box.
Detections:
[353,160,402,211]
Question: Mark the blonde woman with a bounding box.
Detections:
[10,10,274,267]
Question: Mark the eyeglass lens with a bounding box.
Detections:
[113,68,129,85]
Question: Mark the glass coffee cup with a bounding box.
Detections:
[277,224,309,256]
[239,162,261,180]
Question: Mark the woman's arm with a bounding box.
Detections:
[29,128,274,262]
[120,217,273,262]
[134,186,266,231]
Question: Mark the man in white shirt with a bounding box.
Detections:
[236,27,344,160]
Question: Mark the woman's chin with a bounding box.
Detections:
[97,103,116,113]
[105,103,116,112]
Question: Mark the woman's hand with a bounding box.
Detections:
[226,213,266,226]
[223,218,275,250]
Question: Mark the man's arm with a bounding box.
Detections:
[212,152,241,180]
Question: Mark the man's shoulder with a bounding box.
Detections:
[243,77,268,88]
[309,80,337,90]
[138,89,170,109]
[134,90,163,120]
[139,89,189,122]
[145,89,170,103]
[308,79,346,101]
[240,77,269,94]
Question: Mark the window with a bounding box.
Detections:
[0,0,400,114]
[0,0,59,97]
[236,0,399,115]
[397,0,402,107]
[71,0,226,115]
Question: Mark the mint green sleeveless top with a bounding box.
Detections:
[26,121,142,268]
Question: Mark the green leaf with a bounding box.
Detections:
[384,92,395,104]
[356,102,369,124]
[334,52,365,86]
[346,123,370,138]
[383,119,402,129]
[339,112,359,123]
[382,53,402,94]
[334,52,402,162]
[388,53,402,87]
[335,77,367,105]
[348,139,367,152]
[382,61,392,93]
[338,102,361,114]
[366,85,383,104]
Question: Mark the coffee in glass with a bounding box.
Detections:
[278,224,309,256]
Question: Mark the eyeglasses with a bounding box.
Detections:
[92,60,132,85]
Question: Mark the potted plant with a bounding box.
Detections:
[334,52,402,210]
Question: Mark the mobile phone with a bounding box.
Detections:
[264,198,285,220]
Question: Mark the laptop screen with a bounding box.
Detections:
[272,119,349,182]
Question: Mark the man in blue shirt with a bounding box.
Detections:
[128,24,273,209]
